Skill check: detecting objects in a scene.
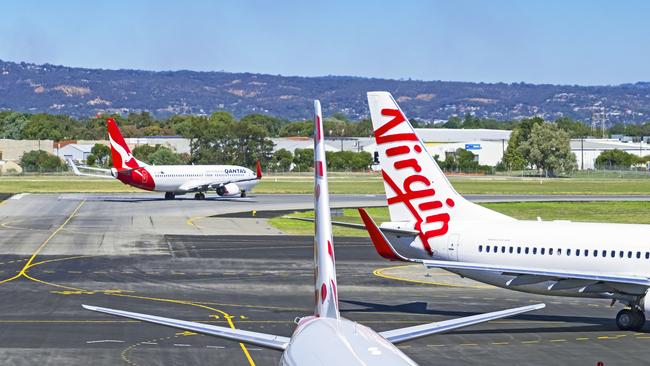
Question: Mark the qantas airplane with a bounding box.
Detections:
[356,91,650,331]
[69,118,262,199]
[82,101,544,365]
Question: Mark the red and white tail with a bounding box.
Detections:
[367,92,512,255]
[107,118,147,170]
[313,100,339,319]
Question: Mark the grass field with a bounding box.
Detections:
[3,172,650,195]
[269,201,650,236]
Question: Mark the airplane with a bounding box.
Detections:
[355,91,650,331]
[82,100,544,365]
[68,118,262,200]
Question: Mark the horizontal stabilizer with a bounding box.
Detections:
[67,159,114,179]
[82,305,290,350]
[289,217,419,236]
[380,303,545,344]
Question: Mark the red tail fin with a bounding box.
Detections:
[107,118,140,170]
[256,160,262,179]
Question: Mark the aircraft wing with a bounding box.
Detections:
[420,259,650,293]
[67,159,114,179]
[380,303,545,344]
[82,305,291,350]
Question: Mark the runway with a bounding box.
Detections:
[0,193,649,365]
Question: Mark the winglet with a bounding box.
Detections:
[358,208,408,262]
[256,160,262,179]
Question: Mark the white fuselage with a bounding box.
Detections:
[417,219,650,298]
[147,165,258,193]
[280,317,417,366]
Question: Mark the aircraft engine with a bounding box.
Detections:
[216,183,240,197]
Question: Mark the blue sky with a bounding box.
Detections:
[1,0,649,85]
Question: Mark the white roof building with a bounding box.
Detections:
[56,144,93,163]
[571,139,650,170]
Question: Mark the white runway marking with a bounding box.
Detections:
[173,343,191,347]
[206,345,225,349]
[86,339,125,344]
[10,193,30,200]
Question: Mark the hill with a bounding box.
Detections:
[1,59,649,125]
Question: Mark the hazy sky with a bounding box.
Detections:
[1,0,648,85]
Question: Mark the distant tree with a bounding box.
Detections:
[272,148,293,172]
[520,123,576,176]
[595,149,638,169]
[148,147,183,165]
[132,145,158,163]
[501,117,544,170]
[555,117,592,138]
[91,144,111,167]
[240,114,285,136]
[0,112,29,139]
[20,150,67,172]
[456,148,479,171]
[133,144,183,165]
[293,148,314,172]
[85,154,97,166]
[281,121,312,137]
[608,123,626,136]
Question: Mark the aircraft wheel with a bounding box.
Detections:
[165,192,175,200]
[194,193,205,200]
[616,309,636,330]
[632,310,646,331]
[240,191,247,198]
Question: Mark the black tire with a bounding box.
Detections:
[616,309,635,330]
[240,191,247,198]
[632,311,646,331]
[165,192,175,200]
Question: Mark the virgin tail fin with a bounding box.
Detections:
[366,92,513,226]
[313,100,339,319]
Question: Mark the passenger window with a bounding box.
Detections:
[486,246,490,253]
[501,246,506,253]
[479,245,483,253]
[602,250,607,257]
[517,247,521,254]
[611,250,616,258]
[646,252,650,259]
[593,250,598,257]
[549,248,554,255]
[532,248,537,255]
[557,248,562,255]
[509,247,514,254]
[567,249,571,256]
[525,247,529,254]
[541,248,545,255]
[493,245,498,253]
[628,251,633,259]
[576,249,580,256]
[637,252,641,259]
[620,251,624,258]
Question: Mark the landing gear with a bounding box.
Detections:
[164,192,176,200]
[194,192,206,200]
[616,308,646,331]
[240,190,247,198]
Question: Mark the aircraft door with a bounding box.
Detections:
[447,234,460,261]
